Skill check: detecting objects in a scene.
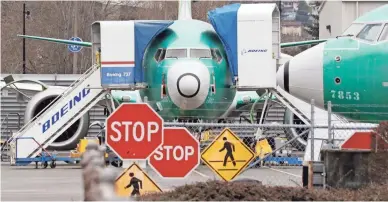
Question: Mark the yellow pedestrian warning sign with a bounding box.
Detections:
[115,163,162,197]
[201,128,255,181]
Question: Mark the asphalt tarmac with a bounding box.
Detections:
[1,162,302,201]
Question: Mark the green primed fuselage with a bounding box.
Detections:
[322,5,388,122]
[139,19,235,121]
[282,4,388,123]
[323,37,388,122]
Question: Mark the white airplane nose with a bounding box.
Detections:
[276,43,325,107]
[177,73,200,98]
[167,60,210,110]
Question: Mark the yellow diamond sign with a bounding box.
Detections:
[115,163,162,197]
[201,128,255,181]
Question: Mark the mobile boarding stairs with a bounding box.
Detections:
[7,65,107,165]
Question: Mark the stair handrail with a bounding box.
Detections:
[1,112,21,143]
[13,65,99,138]
[1,112,21,128]
[1,113,21,159]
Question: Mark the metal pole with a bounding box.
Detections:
[278,0,282,14]
[22,3,26,74]
[310,99,315,162]
[258,92,270,124]
[327,101,332,149]
[72,1,78,74]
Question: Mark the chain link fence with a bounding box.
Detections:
[77,99,388,201]
[159,121,306,186]
[156,101,384,187]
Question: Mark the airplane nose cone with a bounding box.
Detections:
[276,43,325,107]
[167,60,210,110]
[177,73,200,98]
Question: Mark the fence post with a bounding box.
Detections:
[327,101,332,149]
[310,99,315,162]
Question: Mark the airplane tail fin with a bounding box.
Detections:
[17,35,92,47]
[178,0,192,20]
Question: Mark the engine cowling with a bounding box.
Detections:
[283,108,309,151]
[24,87,90,150]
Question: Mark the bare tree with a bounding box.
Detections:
[1,1,121,74]
[1,0,311,74]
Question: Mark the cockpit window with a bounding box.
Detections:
[343,23,364,36]
[378,24,388,42]
[211,49,222,63]
[356,23,382,42]
[190,49,212,59]
[154,48,166,63]
[165,49,187,58]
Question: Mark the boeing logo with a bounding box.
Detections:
[241,49,268,55]
[42,88,91,133]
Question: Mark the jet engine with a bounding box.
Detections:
[283,108,309,151]
[24,87,90,150]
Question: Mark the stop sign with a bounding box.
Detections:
[149,127,200,178]
[105,103,164,160]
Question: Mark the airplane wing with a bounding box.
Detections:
[17,35,326,49]
[280,39,327,48]
[17,35,92,47]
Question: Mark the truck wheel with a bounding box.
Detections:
[42,161,48,169]
[50,161,56,168]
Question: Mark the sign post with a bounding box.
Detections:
[149,128,200,178]
[105,103,164,167]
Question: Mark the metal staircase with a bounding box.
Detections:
[8,65,106,161]
[271,89,311,125]
[1,113,22,161]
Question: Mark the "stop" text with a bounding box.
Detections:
[109,121,159,142]
[153,146,194,161]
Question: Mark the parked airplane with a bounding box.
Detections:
[6,1,324,151]
[277,4,388,123]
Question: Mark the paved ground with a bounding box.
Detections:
[1,162,302,201]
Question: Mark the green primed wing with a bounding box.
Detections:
[17,35,92,47]
[18,34,325,49]
[280,39,327,48]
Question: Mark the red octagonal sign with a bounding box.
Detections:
[105,103,163,160]
[149,127,200,179]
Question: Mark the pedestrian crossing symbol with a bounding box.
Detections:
[201,128,255,181]
[115,163,162,197]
